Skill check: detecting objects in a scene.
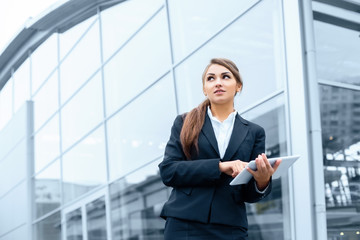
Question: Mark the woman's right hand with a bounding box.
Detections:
[219,160,248,178]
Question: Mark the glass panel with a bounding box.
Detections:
[0,78,13,130]
[242,95,288,239]
[13,58,30,113]
[168,0,258,62]
[0,224,27,240]
[174,0,285,113]
[0,99,28,161]
[0,182,27,236]
[60,20,101,104]
[86,196,107,240]
[33,211,61,240]
[101,0,164,61]
[107,74,176,181]
[314,21,360,86]
[60,16,97,60]
[31,34,58,95]
[66,208,83,240]
[103,9,171,116]
[62,126,106,203]
[61,73,103,151]
[34,115,60,173]
[319,85,360,239]
[34,159,61,219]
[0,140,26,197]
[110,158,168,240]
[33,71,59,131]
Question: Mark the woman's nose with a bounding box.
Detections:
[215,77,222,86]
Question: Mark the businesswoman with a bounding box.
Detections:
[158,58,281,239]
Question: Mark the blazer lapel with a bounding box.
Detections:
[201,114,220,156]
[223,114,249,160]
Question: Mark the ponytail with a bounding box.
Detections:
[180,99,210,160]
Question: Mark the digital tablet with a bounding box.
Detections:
[229,155,300,186]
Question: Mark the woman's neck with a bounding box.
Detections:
[210,103,235,122]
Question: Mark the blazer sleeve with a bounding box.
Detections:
[158,115,222,188]
[240,126,272,203]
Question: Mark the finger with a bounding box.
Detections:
[232,164,239,177]
[246,166,257,176]
[272,159,282,172]
[262,153,272,169]
[256,156,266,171]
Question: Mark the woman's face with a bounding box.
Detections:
[203,64,242,106]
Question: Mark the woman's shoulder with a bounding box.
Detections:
[236,114,265,133]
[172,113,187,127]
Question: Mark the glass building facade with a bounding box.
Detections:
[0,0,359,239]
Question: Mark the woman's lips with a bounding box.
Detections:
[214,89,225,94]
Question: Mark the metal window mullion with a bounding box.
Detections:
[26,100,35,240]
[318,79,360,92]
[57,31,67,240]
[97,7,113,240]
[301,1,328,240]
[164,0,179,115]
[29,50,33,100]
[82,205,88,240]
[276,0,295,239]
[28,49,34,240]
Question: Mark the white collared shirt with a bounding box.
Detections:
[207,106,237,159]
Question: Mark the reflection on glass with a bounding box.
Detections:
[87,196,107,240]
[31,34,58,95]
[168,0,257,62]
[174,0,284,113]
[13,59,30,113]
[0,79,13,130]
[319,85,360,239]
[242,95,288,240]
[60,16,97,60]
[107,74,176,181]
[60,20,101,104]
[33,71,59,131]
[61,73,103,151]
[62,126,106,203]
[34,115,60,173]
[110,159,168,240]
[34,159,61,219]
[100,0,163,61]
[66,208,83,240]
[33,211,61,240]
[314,21,360,86]
[103,9,171,116]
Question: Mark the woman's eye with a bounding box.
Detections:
[223,75,230,79]
[207,76,214,81]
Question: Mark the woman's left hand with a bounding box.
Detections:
[247,153,281,191]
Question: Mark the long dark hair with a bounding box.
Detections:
[180,58,243,159]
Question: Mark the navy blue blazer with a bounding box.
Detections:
[158,111,272,228]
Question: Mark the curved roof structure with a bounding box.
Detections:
[0,0,123,90]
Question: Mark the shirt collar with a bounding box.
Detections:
[207,106,237,124]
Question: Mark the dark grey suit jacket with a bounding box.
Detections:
[158,111,271,228]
